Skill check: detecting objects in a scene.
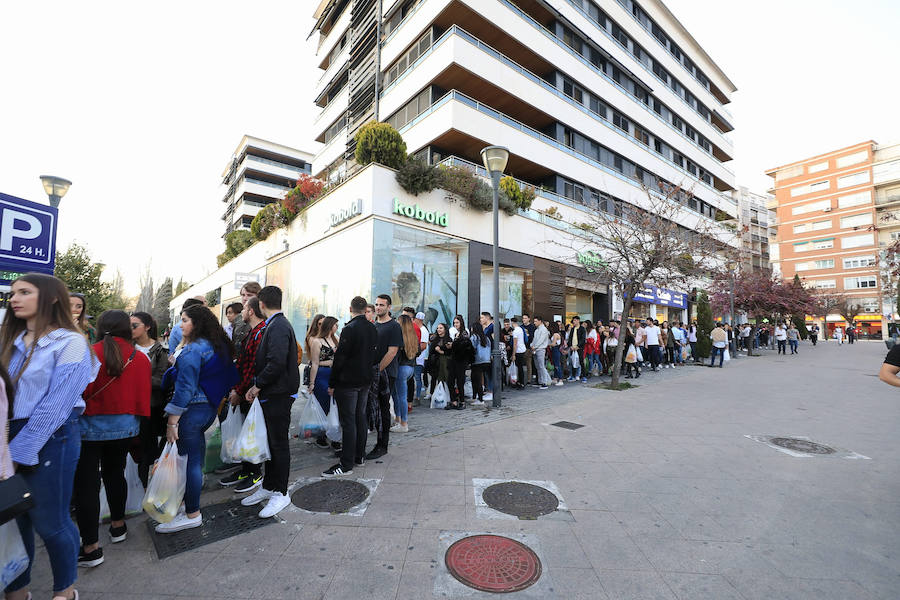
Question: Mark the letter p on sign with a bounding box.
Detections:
[0,209,41,251]
[0,193,58,275]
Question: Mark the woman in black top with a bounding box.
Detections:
[447,315,472,410]
[428,323,452,397]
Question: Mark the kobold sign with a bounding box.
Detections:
[392,199,447,227]
[329,198,362,229]
[0,192,58,281]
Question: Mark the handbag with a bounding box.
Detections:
[1,425,34,525]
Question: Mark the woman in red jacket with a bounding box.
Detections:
[72,310,150,568]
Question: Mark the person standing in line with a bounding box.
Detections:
[809,323,819,346]
[74,310,151,568]
[307,316,340,452]
[70,292,97,344]
[167,296,207,360]
[367,295,401,460]
[157,305,236,533]
[787,323,800,354]
[670,320,685,366]
[834,326,843,344]
[223,302,243,340]
[365,304,376,323]
[323,296,378,477]
[470,321,491,404]
[240,286,300,519]
[231,282,262,356]
[566,317,585,381]
[583,321,597,379]
[428,323,453,397]
[391,315,419,430]
[531,316,551,390]
[848,325,856,344]
[480,312,495,399]
[414,312,429,405]
[521,314,536,386]
[221,297,267,492]
[2,274,99,600]
[709,323,728,368]
[130,311,171,487]
[644,319,662,371]
[688,320,698,362]
[774,322,787,355]
[401,307,420,413]
[447,315,473,409]
[510,318,527,389]
[549,321,564,385]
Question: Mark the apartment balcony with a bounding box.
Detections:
[316,5,351,69]
[874,159,900,186]
[243,156,305,182]
[381,0,734,161]
[313,87,350,141]
[316,45,350,91]
[312,127,348,175]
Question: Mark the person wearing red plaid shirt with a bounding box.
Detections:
[219,297,267,492]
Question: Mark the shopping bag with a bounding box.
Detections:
[203,427,224,474]
[0,521,28,589]
[625,345,637,363]
[142,442,187,523]
[508,366,518,385]
[236,400,271,464]
[431,382,449,408]
[635,347,643,362]
[724,348,731,361]
[463,380,473,399]
[220,405,244,463]
[299,391,328,439]
[325,397,341,442]
[100,455,144,521]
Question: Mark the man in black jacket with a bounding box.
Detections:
[241,286,300,518]
[323,296,378,477]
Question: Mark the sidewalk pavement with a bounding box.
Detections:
[26,339,900,599]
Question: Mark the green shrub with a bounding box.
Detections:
[438,165,479,200]
[695,290,714,358]
[396,156,439,196]
[354,121,407,169]
[250,204,282,241]
[217,230,254,267]
[499,176,535,211]
[791,314,810,340]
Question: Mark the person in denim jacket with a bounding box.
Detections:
[156,305,235,534]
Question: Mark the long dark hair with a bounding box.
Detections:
[0,273,81,371]
[1,363,14,419]
[305,313,325,356]
[470,321,487,347]
[434,322,450,342]
[453,314,466,333]
[70,292,89,332]
[318,316,339,345]
[131,311,159,340]
[97,310,133,377]
[181,305,234,359]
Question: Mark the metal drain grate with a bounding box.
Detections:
[445,535,542,593]
[290,479,370,513]
[770,437,836,455]
[550,421,584,430]
[482,482,559,519]
[147,500,276,559]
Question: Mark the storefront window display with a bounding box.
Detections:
[480,266,533,321]
[566,287,593,322]
[373,220,468,331]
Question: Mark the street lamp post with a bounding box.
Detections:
[39,175,72,208]
[481,146,509,408]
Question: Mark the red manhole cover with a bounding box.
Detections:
[445,534,542,593]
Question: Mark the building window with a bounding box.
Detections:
[840,213,873,228]
[812,279,836,289]
[792,199,831,215]
[791,180,830,197]
[836,150,868,168]
[844,276,877,289]
[843,255,876,269]
[808,161,829,173]
[812,219,831,231]
[837,171,870,188]
[794,242,811,252]
[837,191,871,208]
[814,259,835,269]
[812,239,834,250]
[842,233,874,249]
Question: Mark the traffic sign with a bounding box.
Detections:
[0,192,58,282]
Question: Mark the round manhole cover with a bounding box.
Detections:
[290,480,370,513]
[445,534,542,593]
[482,482,559,519]
[770,437,836,455]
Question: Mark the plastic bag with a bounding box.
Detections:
[431,382,449,409]
[299,391,328,439]
[100,455,144,521]
[625,345,637,363]
[724,348,731,361]
[236,400,271,464]
[203,427,224,474]
[142,442,187,523]
[0,521,28,589]
[463,380,473,399]
[325,397,341,442]
[220,405,244,463]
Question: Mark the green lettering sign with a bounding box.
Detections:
[393,198,447,227]
[577,250,605,273]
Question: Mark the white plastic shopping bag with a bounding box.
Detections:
[724,348,731,361]
[0,521,28,589]
[431,382,449,409]
[236,400,271,464]
[220,405,245,463]
[298,390,328,439]
[325,397,342,442]
[142,442,187,523]
[100,455,144,521]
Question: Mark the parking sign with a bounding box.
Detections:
[0,192,58,282]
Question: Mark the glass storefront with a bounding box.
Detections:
[480,266,533,321]
[565,287,593,322]
[373,220,468,332]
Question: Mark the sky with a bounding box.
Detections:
[2,0,898,295]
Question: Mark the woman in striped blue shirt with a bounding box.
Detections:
[1,274,98,600]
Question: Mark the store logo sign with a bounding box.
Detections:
[393,199,447,227]
[577,249,605,273]
[329,198,362,229]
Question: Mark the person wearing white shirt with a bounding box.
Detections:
[644,321,662,371]
[774,323,787,355]
[530,317,551,389]
[510,318,526,388]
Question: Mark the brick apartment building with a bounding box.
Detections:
[766,141,882,338]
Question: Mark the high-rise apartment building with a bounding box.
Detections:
[873,141,900,327]
[221,135,314,237]
[310,0,738,221]
[729,186,774,271]
[766,141,882,337]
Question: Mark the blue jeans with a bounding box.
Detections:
[414,364,425,399]
[176,403,217,514]
[8,414,81,593]
[551,346,563,380]
[789,339,798,353]
[710,346,725,367]
[394,365,414,421]
[589,352,603,375]
[673,344,684,364]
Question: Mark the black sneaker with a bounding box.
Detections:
[354,457,365,466]
[219,470,246,487]
[322,464,352,478]
[78,546,104,567]
[213,463,241,475]
[364,446,387,460]
[109,523,127,543]
[234,473,263,493]
[314,438,330,449]
[331,441,343,451]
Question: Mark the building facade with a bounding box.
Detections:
[728,186,774,271]
[221,135,314,237]
[766,141,882,337]
[873,141,900,330]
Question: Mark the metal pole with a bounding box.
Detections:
[491,170,502,408]
[49,194,60,208]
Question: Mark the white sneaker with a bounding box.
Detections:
[483,393,493,401]
[390,423,409,433]
[155,512,202,534]
[555,381,564,386]
[259,492,292,518]
[471,400,485,406]
[241,487,274,507]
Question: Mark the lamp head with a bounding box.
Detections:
[480,146,509,175]
[40,175,72,204]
